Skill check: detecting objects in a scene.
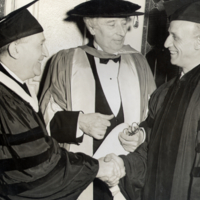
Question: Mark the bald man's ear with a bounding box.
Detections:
[194,36,200,50]
[83,17,95,35]
[8,41,19,59]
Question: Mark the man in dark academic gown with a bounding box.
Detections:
[0,1,125,200]
[106,1,200,200]
[39,0,156,199]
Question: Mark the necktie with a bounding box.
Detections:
[99,56,121,64]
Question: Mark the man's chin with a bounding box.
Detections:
[33,75,41,82]
[170,57,178,66]
[33,66,42,78]
[109,46,123,54]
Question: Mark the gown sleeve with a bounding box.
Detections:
[118,85,165,200]
[0,85,99,199]
[39,50,82,144]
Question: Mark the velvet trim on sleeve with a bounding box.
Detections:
[50,110,83,144]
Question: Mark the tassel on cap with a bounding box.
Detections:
[133,16,139,28]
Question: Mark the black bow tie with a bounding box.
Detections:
[99,57,121,64]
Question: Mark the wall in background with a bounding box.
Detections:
[0,0,4,17]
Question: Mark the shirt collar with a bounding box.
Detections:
[179,71,185,79]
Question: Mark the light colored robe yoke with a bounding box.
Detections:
[40,45,156,154]
[39,45,156,200]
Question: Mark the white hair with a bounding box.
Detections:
[83,17,98,32]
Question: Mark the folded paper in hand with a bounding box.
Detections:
[93,123,129,159]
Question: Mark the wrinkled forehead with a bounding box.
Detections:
[97,17,128,22]
[168,20,199,39]
[169,20,197,31]
[94,17,128,25]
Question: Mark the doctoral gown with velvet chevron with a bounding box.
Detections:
[0,71,98,200]
[120,64,200,200]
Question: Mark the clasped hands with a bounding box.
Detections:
[97,153,125,187]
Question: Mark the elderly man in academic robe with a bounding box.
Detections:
[105,1,200,200]
[0,1,125,200]
[39,0,155,168]
[39,0,155,199]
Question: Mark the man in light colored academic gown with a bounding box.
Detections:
[39,0,156,199]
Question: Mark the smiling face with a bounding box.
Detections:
[90,17,128,54]
[18,32,49,80]
[164,20,200,73]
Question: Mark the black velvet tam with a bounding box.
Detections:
[164,0,200,23]
[67,0,144,18]
[0,0,43,48]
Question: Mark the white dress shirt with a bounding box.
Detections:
[94,57,121,116]
[94,44,121,116]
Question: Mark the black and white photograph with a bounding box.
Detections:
[0,0,200,199]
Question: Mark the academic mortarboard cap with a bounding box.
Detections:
[0,0,43,48]
[67,0,144,18]
[164,0,200,23]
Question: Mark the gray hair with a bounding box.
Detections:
[0,37,29,55]
[83,17,98,33]
[0,43,9,55]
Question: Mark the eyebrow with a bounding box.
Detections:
[169,31,176,36]
[106,20,115,23]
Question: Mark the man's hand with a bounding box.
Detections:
[97,156,124,187]
[118,126,144,152]
[78,113,114,140]
[104,153,126,179]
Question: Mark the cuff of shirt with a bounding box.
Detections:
[77,112,84,138]
[140,127,146,143]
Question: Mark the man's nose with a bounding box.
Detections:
[164,35,172,48]
[42,43,49,57]
[117,24,127,36]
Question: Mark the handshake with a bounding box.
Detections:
[95,123,145,188]
[96,153,125,188]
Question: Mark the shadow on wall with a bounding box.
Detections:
[144,0,180,88]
